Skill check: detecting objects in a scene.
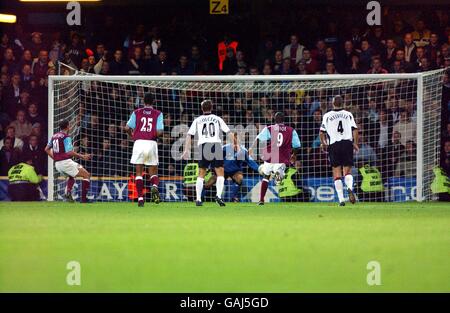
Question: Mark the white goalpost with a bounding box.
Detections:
[47,69,446,203]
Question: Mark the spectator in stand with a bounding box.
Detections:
[190,45,203,74]
[403,33,417,64]
[67,33,85,68]
[20,64,34,91]
[393,110,416,145]
[61,51,77,70]
[4,72,21,111]
[297,61,307,75]
[414,46,427,70]
[0,136,21,175]
[353,133,378,170]
[302,49,318,74]
[249,66,259,75]
[278,58,294,75]
[236,65,247,75]
[395,140,416,177]
[368,57,388,74]
[437,44,449,68]
[9,109,32,140]
[174,55,194,75]
[283,34,305,69]
[221,47,238,75]
[272,49,283,73]
[348,54,362,74]
[18,49,33,70]
[143,45,154,74]
[28,32,46,58]
[339,40,357,74]
[94,43,107,61]
[21,134,46,175]
[441,139,450,176]
[151,49,171,75]
[32,50,49,84]
[376,109,394,153]
[79,58,93,73]
[411,19,431,47]
[382,131,405,178]
[359,39,374,73]
[383,38,397,68]
[369,26,386,55]
[426,33,441,67]
[125,24,146,59]
[2,48,16,74]
[109,50,127,75]
[418,57,432,72]
[128,46,145,75]
[236,50,246,69]
[393,49,414,73]
[324,62,338,74]
[0,33,10,59]
[256,37,275,67]
[321,47,337,72]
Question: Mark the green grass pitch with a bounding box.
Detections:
[0,201,449,292]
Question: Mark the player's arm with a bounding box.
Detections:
[64,137,91,160]
[125,111,136,138]
[352,127,359,152]
[156,112,164,138]
[319,115,328,151]
[249,126,270,156]
[350,113,359,152]
[182,119,197,160]
[219,117,237,149]
[243,148,260,172]
[291,130,301,164]
[44,141,54,160]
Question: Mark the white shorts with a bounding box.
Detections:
[55,159,82,178]
[258,162,286,179]
[130,139,158,166]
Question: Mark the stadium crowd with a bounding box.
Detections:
[0,6,449,183]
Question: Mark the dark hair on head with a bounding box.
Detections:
[144,93,154,105]
[201,99,213,112]
[274,111,284,123]
[59,119,69,130]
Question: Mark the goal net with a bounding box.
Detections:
[48,68,446,203]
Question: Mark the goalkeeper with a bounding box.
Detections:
[205,142,260,202]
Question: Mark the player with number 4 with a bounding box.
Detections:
[125,93,164,207]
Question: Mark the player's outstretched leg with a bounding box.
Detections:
[344,168,355,204]
[135,175,144,207]
[196,177,204,206]
[259,177,270,205]
[213,167,226,207]
[77,167,91,203]
[334,177,345,206]
[231,172,244,202]
[149,172,160,204]
[64,177,75,202]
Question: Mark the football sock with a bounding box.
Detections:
[334,178,344,203]
[66,177,75,194]
[81,179,90,202]
[260,178,269,202]
[136,176,143,201]
[196,177,204,202]
[344,174,354,191]
[216,176,225,198]
[150,175,159,188]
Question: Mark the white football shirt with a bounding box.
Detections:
[188,114,230,146]
[320,109,357,145]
